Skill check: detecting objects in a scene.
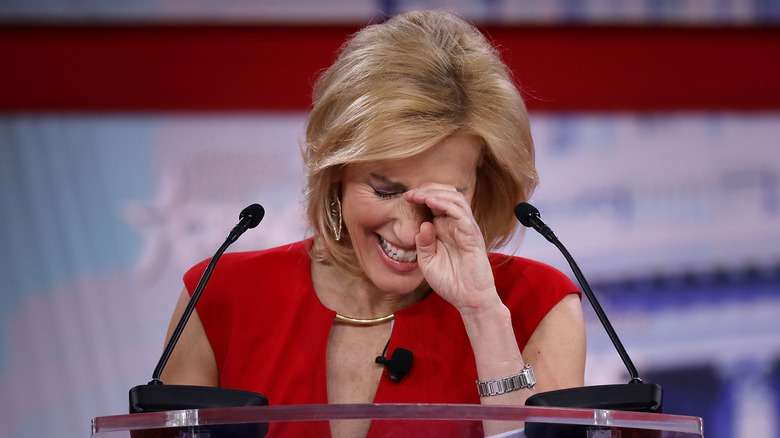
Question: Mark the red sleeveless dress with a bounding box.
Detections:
[184,239,579,437]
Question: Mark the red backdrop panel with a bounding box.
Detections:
[1,24,779,111]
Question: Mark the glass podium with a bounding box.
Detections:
[91,403,703,437]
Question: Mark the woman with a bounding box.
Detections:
[161,10,586,438]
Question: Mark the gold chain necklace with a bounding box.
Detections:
[334,313,395,326]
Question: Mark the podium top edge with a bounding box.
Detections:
[92,403,703,435]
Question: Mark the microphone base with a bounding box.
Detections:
[129,383,269,413]
[524,383,663,438]
[525,383,663,412]
[129,384,269,438]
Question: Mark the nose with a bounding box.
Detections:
[393,201,432,247]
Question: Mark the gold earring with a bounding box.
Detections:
[330,189,343,241]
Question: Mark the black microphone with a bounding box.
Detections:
[376,344,414,382]
[129,204,269,417]
[228,203,265,242]
[514,202,557,243]
[514,202,663,414]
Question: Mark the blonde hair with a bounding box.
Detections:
[302,10,538,274]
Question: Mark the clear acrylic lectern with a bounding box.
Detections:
[92,403,703,437]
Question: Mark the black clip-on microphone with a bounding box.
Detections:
[375,340,414,383]
[129,204,269,418]
[514,202,663,415]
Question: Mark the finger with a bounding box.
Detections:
[424,196,467,221]
[404,185,462,205]
[409,182,459,193]
[404,189,472,218]
[427,198,485,245]
[415,221,437,266]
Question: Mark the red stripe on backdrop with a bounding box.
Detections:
[1,24,779,112]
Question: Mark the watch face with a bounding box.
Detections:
[523,364,536,387]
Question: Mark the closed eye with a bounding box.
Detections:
[368,173,407,199]
[373,188,402,199]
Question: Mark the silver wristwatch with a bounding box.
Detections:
[476,364,536,397]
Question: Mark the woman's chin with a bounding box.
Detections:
[365,263,426,296]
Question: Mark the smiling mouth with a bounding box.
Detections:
[379,235,418,263]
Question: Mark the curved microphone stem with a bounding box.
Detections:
[149,238,233,384]
[149,203,264,384]
[515,203,662,416]
[550,238,642,383]
[130,204,268,415]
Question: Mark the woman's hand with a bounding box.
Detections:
[403,183,500,313]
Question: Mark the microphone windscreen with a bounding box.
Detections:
[240,204,265,229]
[390,348,414,374]
[514,202,540,227]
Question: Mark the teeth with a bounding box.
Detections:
[379,236,417,262]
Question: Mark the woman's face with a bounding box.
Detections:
[340,132,482,295]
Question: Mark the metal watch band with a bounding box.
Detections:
[476,364,536,397]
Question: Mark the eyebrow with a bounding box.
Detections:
[368,173,470,193]
[369,173,408,192]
